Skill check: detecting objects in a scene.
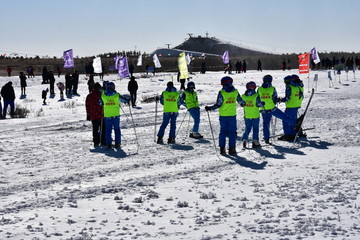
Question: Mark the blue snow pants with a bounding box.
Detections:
[219,116,237,148]
[105,116,121,145]
[242,118,260,141]
[157,112,178,138]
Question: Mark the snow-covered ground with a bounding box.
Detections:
[1,69,359,240]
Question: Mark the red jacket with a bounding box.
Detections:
[86,90,103,120]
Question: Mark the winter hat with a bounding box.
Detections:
[221,76,233,86]
[284,75,293,84]
[187,81,195,89]
[93,82,101,90]
[106,82,115,90]
[246,81,257,90]
[292,74,300,82]
[167,81,174,88]
[262,75,273,83]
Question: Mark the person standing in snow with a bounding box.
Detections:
[127,76,138,107]
[157,81,181,144]
[56,82,65,100]
[180,81,203,139]
[1,81,15,118]
[42,88,49,105]
[7,67,12,77]
[205,76,243,155]
[72,70,79,95]
[277,75,304,141]
[257,74,296,144]
[19,72,27,96]
[240,81,264,148]
[48,71,56,95]
[65,72,72,95]
[177,72,187,91]
[86,82,106,148]
[100,82,129,149]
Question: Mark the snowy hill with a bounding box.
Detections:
[0,69,360,239]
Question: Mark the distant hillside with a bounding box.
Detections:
[174,36,269,57]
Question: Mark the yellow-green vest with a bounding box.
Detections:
[286,85,303,108]
[163,91,180,113]
[219,89,238,116]
[242,93,260,119]
[258,87,275,111]
[101,92,120,117]
[184,90,199,109]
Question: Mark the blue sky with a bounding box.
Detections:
[1,0,359,57]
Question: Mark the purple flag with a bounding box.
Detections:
[222,50,229,64]
[117,56,130,78]
[114,56,120,70]
[63,49,74,68]
[310,47,320,64]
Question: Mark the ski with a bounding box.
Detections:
[293,88,315,143]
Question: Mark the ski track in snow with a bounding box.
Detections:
[1,71,360,239]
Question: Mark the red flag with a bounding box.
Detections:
[298,53,310,74]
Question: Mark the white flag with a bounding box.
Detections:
[93,57,102,73]
[137,54,142,66]
[186,54,191,65]
[153,54,161,68]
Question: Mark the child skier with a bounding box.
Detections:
[240,81,264,148]
[157,81,181,144]
[180,81,203,139]
[205,76,243,155]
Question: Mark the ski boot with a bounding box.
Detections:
[157,137,164,144]
[114,143,121,149]
[167,137,176,144]
[220,147,227,155]
[252,140,261,148]
[107,144,113,150]
[189,132,203,139]
[242,140,247,149]
[228,147,237,155]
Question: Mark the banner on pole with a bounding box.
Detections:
[117,56,130,78]
[153,54,161,68]
[310,47,321,64]
[137,54,142,66]
[63,49,74,68]
[178,52,189,79]
[298,53,310,74]
[93,57,102,73]
[222,50,229,64]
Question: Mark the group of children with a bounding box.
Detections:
[84,74,304,154]
[157,74,304,156]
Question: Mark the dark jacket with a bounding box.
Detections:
[85,90,103,120]
[1,82,15,100]
[128,78,138,92]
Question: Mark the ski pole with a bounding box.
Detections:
[154,95,159,142]
[175,110,188,137]
[128,104,140,153]
[206,110,217,153]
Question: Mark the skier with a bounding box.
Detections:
[128,76,138,107]
[257,74,297,144]
[100,82,129,149]
[240,81,264,148]
[86,82,106,148]
[65,72,72,95]
[180,81,203,139]
[157,81,180,144]
[278,75,304,141]
[205,76,242,155]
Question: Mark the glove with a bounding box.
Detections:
[155,96,160,102]
[86,115,91,121]
[205,106,211,111]
[277,97,282,103]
